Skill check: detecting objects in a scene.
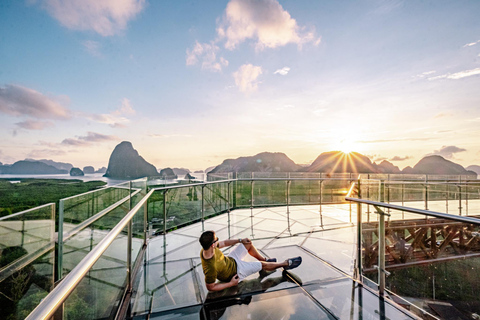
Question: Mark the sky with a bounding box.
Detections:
[1,0,480,172]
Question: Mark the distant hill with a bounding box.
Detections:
[210,152,301,173]
[0,160,68,174]
[25,158,73,171]
[104,141,159,179]
[95,167,107,174]
[466,165,480,176]
[83,166,95,174]
[159,168,177,179]
[403,155,476,176]
[70,167,84,176]
[172,168,190,176]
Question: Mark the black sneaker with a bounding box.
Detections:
[266,258,277,262]
[284,256,302,270]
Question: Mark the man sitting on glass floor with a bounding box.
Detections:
[199,230,302,292]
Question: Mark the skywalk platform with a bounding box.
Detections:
[129,204,418,319]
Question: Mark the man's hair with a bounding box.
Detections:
[199,230,215,250]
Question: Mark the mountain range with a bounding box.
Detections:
[209,151,477,177]
[0,159,106,175]
[0,141,477,178]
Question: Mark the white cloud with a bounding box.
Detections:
[15,120,54,130]
[39,0,145,36]
[414,70,436,79]
[0,84,70,119]
[82,40,102,57]
[61,131,117,146]
[233,64,263,93]
[217,0,320,50]
[428,68,480,81]
[274,67,290,75]
[429,145,466,159]
[85,98,135,127]
[27,149,67,158]
[149,133,193,138]
[463,40,480,47]
[390,155,412,161]
[186,41,229,72]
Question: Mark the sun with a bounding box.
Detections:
[337,139,356,154]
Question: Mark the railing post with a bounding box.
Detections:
[127,181,132,293]
[250,177,254,213]
[57,199,64,281]
[378,207,386,296]
[319,179,323,227]
[380,180,385,203]
[287,180,291,233]
[127,219,132,292]
[465,181,469,215]
[425,175,429,210]
[458,185,462,215]
[163,190,167,235]
[144,200,148,246]
[356,179,362,280]
[227,182,231,239]
[201,185,205,231]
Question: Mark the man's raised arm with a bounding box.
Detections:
[218,238,250,249]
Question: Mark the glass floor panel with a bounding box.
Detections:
[202,287,335,320]
[306,279,417,320]
[129,204,420,319]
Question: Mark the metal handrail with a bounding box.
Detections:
[345,196,480,225]
[62,188,141,242]
[0,202,55,221]
[25,189,155,320]
[152,177,356,192]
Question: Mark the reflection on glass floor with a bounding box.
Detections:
[130,204,418,319]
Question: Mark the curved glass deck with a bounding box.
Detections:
[130,204,417,319]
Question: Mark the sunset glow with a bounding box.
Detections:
[0,1,479,171]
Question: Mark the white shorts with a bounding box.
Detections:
[228,243,262,281]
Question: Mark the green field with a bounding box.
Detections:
[0,179,107,217]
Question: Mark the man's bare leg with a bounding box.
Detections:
[242,240,267,261]
[260,261,289,271]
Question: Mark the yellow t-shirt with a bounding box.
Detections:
[200,247,237,284]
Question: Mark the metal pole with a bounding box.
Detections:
[425,175,429,210]
[287,180,291,233]
[251,178,254,215]
[57,199,64,281]
[163,190,167,235]
[319,180,323,227]
[458,185,462,215]
[127,219,132,292]
[356,179,362,280]
[227,182,231,239]
[378,207,386,296]
[143,200,148,246]
[201,185,205,231]
[465,181,469,215]
[127,181,132,292]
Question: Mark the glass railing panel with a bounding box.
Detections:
[252,180,287,206]
[204,182,229,218]
[61,186,130,234]
[62,226,132,320]
[234,180,253,208]
[289,179,320,205]
[164,186,202,229]
[0,204,55,320]
[361,207,480,318]
[60,201,132,278]
[147,190,165,235]
[321,179,351,204]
